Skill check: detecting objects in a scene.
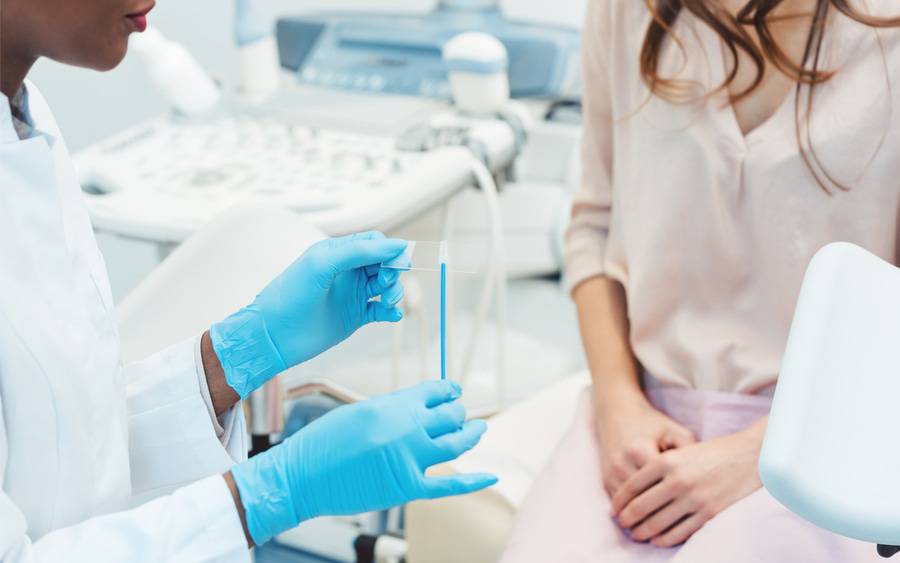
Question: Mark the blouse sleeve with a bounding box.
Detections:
[564,0,616,294]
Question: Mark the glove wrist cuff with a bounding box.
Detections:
[231,450,300,546]
[210,306,286,399]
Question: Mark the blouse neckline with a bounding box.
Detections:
[688,8,841,152]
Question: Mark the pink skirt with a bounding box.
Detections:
[499,386,881,563]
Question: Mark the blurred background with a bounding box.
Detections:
[32,0,585,151]
[42,1,592,560]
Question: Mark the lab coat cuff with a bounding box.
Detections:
[166,474,251,561]
[194,335,239,443]
[127,338,248,499]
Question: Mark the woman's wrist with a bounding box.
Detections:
[737,415,768,452]
[593,374,648,411]
[223,471,255,549]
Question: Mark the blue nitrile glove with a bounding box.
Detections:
[231,380,498,545]
[210,232,407,398]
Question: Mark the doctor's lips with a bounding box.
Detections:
[125,2,155,33]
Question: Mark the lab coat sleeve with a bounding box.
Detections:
[0,391,249,562]
[564,0,615,294]
[126,336,248,500]
[1,476,249,562]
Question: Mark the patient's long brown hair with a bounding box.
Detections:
[640,1,900,192]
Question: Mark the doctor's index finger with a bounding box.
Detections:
[332,230,386,244]
[366,270,404,303]
[377,266,401,287]
[381,279,404,305]
[326,237,408,274]
[430,419,487,463]
[422,400,466,438]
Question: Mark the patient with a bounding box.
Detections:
[501,1,900,561]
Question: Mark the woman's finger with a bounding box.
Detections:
[628,498,691,541]
[610,459,667,515]
[651,512,707,548]
[617,479,678,529]
[659,426,696,450]
[624,442,658,468]
[604,457,637,498]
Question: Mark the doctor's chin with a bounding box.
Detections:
[3,0,900,561]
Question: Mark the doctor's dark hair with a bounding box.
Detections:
[639,0,900,193]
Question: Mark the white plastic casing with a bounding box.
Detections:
[760,242,900,545]
[130,27,220,116]
[442,32,510,115]
[238,36,282,104]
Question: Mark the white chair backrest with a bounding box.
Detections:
[117,205,325,363]
[761,242,900,545]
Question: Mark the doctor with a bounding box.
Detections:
[0,0,497,560]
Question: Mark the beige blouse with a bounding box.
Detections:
[566,0,900,393]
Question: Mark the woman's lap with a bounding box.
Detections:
[499,390,881,563]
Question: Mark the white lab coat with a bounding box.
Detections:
[0,83,251,562]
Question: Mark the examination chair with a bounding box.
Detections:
[760,242,900,558]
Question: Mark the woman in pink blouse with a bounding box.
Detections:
[501,1,900,561]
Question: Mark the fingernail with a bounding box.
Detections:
[450,381,462,397]
[396,309,404,320]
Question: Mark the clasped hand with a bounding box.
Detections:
[609,426,764,548]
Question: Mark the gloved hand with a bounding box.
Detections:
[211,232,408,398]
[231,380,498,545]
